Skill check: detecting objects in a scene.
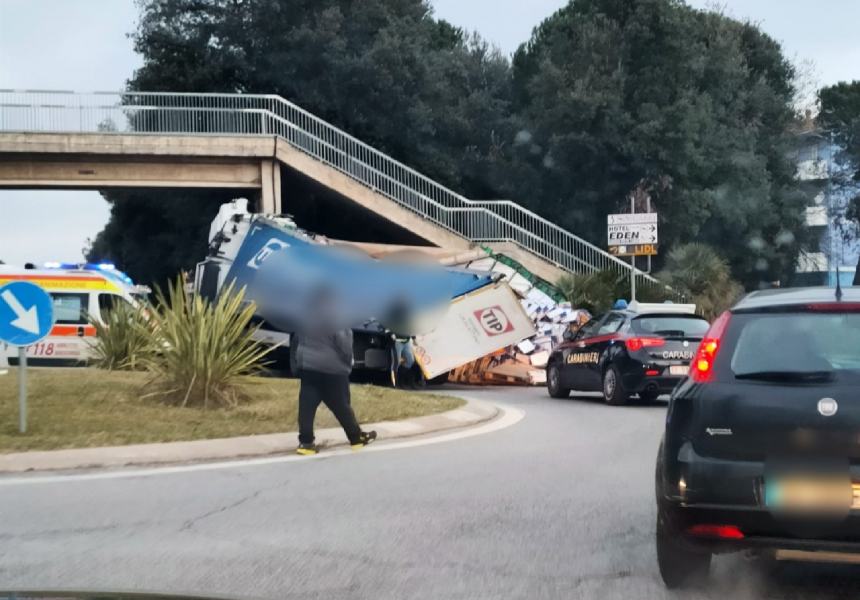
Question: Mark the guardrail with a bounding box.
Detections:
[0,90,657,285]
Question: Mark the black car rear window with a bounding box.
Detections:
[631,315,709,337]
[730,312,860,376]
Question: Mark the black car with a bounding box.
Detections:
[546,305,709,405]
[656,287,860,588]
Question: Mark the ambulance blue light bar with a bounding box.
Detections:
[42,261,135,286]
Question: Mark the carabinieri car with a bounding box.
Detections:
[546,302,710,405]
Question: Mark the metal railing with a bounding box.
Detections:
[0,89,656,285]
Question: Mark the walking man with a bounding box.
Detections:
[292,317,377,456]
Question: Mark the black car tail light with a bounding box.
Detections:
[690,311,731,383]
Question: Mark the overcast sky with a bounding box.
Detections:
[2,0,859,268]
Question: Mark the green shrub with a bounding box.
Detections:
[140,278,273,408]
[88,300,154,371]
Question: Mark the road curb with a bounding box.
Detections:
[0,397,498,474]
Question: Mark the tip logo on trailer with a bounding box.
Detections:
[474,305,514,337]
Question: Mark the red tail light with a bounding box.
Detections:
[686,524,744,540]
[690,311,731,383]
[625,337,665,352]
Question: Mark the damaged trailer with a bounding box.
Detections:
[195,200,535,385]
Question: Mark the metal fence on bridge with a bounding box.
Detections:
[0,89,659,287]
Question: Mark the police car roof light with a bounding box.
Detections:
[628,301,696,315]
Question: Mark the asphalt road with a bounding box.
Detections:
[2,386,860,599]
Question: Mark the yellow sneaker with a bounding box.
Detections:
[350,430,378,450]
[296,443,318,456]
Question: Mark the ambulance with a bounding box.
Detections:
[0,263,148,366]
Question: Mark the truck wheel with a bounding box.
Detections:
[547,364,570,398]
[602,365,629,406]
[656,510,711,589]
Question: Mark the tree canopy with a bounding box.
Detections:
[508,0,807,288]
[128,0,513,197]
[820,81,860,163]
[818,80,860,282]
[91,0,810,289]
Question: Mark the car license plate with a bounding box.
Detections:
[669,365,688,376]
[765,476,852,512]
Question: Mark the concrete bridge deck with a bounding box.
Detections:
[0,131,480,263]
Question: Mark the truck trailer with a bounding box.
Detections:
[196,200,535,385]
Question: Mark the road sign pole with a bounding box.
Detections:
[0,280,54,435]
[18,346,27,434]
[646,197,652,274]
[630,197,637,302]
[631,256,637,301]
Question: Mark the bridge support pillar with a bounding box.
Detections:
[259,159,281,214]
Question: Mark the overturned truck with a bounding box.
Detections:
[196,200,536,385]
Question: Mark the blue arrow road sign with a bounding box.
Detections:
[0,281,54,346]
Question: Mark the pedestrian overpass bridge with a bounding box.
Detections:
[0,90,647,286]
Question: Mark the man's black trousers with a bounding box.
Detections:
[298,369,362,445]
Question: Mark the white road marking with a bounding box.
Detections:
[0,403,523,486]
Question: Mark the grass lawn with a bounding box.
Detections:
[0,368,463,453]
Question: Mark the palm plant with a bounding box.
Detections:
[557,269,670,314]
[88,300,154,371]
[140,278,273,408]
[557,270,623,314]
[658,243,743,320]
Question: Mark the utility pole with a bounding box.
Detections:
[826,130,835,285]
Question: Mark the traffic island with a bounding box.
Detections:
[0,368,498,472]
